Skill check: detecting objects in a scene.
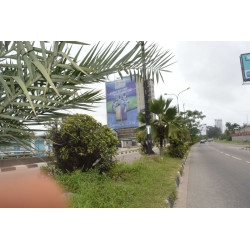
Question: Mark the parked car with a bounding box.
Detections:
[200,139,206,144]
[207,138,213,142]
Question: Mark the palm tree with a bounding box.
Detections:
[136,96,189,155]
[0,41,174,147]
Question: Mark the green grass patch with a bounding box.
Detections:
[55,154,182,208]
[215,139,250,144]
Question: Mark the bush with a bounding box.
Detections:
[136,132,147,154]
[167,138,189,158]
[219,134,232,141]
[48,114,119,173]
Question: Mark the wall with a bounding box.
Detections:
[232,135,250,141]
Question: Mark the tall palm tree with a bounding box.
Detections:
[0,41,174,147]
[136,96,189,155]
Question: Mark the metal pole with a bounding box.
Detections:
[176,95,179,114]
[141,41,153,155]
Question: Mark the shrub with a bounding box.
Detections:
[136,132,147,154]
[167,138,188,158]
[48,114,119,173]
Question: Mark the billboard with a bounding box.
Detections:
[106,76,139,129]
[240,53,250,83]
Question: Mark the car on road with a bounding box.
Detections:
[200,139,206,144]
[207,138,213,142]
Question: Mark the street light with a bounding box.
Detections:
[164,87,190,114]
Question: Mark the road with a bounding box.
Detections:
[176,142,250,208]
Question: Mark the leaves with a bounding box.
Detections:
[137,95,188,154]
[0,41,174,147]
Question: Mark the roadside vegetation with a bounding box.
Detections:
[136,95,204,157]
[42,106,196,208]
[47,114,118,174]
[215,139,250,144]
[54,153,183,208]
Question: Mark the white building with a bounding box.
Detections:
[215,119,223,133]
[199,124,207,136]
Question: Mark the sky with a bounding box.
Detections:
[71,41,250,132]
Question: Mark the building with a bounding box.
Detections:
[232,125,250,141]
[199,124,207,136]
[106,75,154,147]
[0,136,51,160]
[215,119,223,133]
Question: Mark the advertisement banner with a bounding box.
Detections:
[240,53,250,82]
[106,76,139,129]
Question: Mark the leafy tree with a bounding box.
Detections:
[179,110,206,143]
[207,126,221,138]
[219,122,240,141]
[0,41,174,147]
[136,96,188,155]
[225,122,240,132]
[47,114,118,173]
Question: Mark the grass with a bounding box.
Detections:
[55,154,183,208]
[215,139,250,144]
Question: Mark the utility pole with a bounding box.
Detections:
[141,41,154,155]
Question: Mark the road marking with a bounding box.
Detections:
[218,151,241,161]
[246,161,250,164]
[231,156,241,160]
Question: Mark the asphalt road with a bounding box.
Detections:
[176,142,250,208]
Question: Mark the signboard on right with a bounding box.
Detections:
[240,53,250,83]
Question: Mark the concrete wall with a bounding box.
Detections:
[0,156,51,168]
[232,135,250,141]
[121,141,133,148]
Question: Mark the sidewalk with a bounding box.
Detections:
[0,162,48,173]
[0,147,160,173]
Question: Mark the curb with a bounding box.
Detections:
[118,150,140,155]
[0,162,48,173]
[166,151,189,208]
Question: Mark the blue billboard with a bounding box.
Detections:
[106,76,139,129]
[240,53,250,82]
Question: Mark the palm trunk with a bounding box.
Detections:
[160,137,164,156]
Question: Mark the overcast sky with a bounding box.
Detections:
[74,41,250,131]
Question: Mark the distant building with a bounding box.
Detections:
[199,124,207,136]
[232,125,250,141]
[0,136,51,160]
[215,119,223,133]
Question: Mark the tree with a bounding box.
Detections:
[136,96,188,155]
[0,41,175,147]
[179,110,206,143]
[220,122,240,141]
[207,126,221,138]
[48,114,118,173]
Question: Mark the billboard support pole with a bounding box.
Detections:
[141,41,154,155]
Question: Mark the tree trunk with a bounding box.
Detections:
[159,137,164,156]
[160,146,163,156]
